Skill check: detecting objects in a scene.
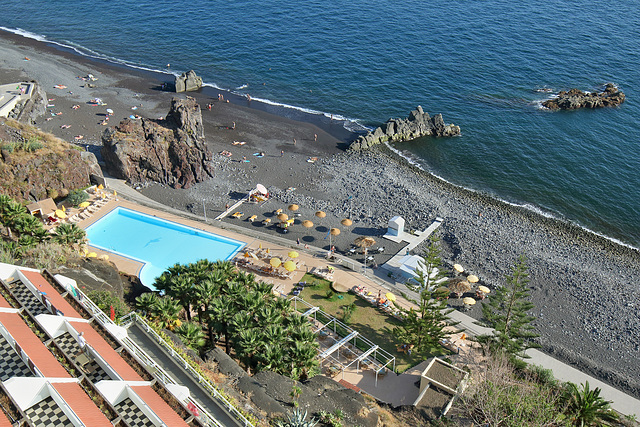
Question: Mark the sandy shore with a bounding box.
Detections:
[2,31,640,399]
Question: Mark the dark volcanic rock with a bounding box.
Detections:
[174,70,203,93]
[542,83,625,110]
[350,105,461,151]
[101,97,214,189]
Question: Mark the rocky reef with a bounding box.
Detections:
[542,83,625,110]
[101,97,214,189]
[174,70,203,93]
[349,106,460,151]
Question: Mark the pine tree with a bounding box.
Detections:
[477,254,539,357]
[393,235,458,353]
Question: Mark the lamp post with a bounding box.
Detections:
[202,199,206,221]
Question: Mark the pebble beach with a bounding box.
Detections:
[2,30,639,399]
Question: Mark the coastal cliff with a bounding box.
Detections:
[542,83,625,110]
[101,97,214,189]
[349,106,460,151]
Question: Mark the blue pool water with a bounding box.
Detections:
[85,207,245,288]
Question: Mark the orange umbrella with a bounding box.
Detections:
[302,220,314,228]
[330,228,341,236]
[315,211,326,219]
[288,204,299,211]
[277,213,289,221]
[341,218,352,226]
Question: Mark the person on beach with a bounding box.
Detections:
[232,122,236,130]
[281,150,284,157]
[293,138,297,146]
[297,238,300,245]
[314,133,317,142]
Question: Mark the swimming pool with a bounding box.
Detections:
[85,207,245,288]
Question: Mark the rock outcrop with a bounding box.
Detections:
[349,106,460,151]
[174,70,203,93]
[542,83,625,110]
[101,97,214,189]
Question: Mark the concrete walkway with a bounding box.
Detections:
[126,323,242,426]
[103,177,640,418]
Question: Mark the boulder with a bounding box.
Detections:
[101,97,214,189]
[174,70,203,93]
[349,106,460,151]
[542,83,625,110]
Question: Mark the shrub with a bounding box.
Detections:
[65,189,89,207]
[86,290,130,321]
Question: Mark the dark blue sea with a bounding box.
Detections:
[2,0,639,248]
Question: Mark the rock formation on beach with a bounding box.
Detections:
[542,83,625,110]
[174,70,203,93]
[349,106,461,151]
[101,97,214,189]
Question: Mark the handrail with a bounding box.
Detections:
[61,288,252,427]
[125,313,254,426]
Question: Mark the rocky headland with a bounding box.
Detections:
[542,83,625,110]
[349,106,460,151]
[101,97,214,189]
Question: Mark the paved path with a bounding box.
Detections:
[126,323,242,427]
[105,177,640,418]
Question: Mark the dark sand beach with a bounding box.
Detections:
[2,31,639,399]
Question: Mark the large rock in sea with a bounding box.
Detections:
[542,83,625,110]
[101,97,214,189]
[349,106,461,151]
[174,70,203,93]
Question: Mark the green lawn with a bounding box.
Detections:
[293,274,447,373]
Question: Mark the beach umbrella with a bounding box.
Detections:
[449,280,471,296]
[341,218,352,226]
[99,254,109,261]
[256,184,268,194]
[270,257,281,268]
[259,243,263,249]
[106,108,113,115]
[288,251,299,259]
[266,248,270,254]
[302,220,314,228]
[283,260,296,272]
[55,209,66,219]
[288,204,299,211]
[244,252,251,257]
[277,213,289,221]
[329,228,340,249]
[87,252,97,258]
[467,275,479,283]
[385,292,396,302]
[453,263,464,273]
[354,236,376,249]
[478,285,490,294]
[463,297,476,305]
[315,211,326,218]
[78,201,91,208]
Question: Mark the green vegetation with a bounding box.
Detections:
[562,381,620,426]
[64,189,89,207]
[476,254,540,358]
[296,273,446,372]
[86,290,130,322]
[274,408,319,427]
[175,322,206,351]
[1,136,44,153]
[393,235,458,355]
[146,260,319,380]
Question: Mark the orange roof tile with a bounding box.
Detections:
[73,323,142,381]
[20,270,81,318]
[0,292,11,308]
[0,312,69,377]
[53,382,111,426]
[0,409,13,426]
[129,386,189,426]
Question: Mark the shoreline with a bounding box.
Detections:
[2,31,640,400]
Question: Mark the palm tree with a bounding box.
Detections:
[209,297,238,353]
[257,343,286,373]
[12,214,42,236]
[152,296,182,330]
[0,199,26,238]
[53,223,86,245]
[236,328,263,373]
[135,292,159,316]
[286,340,319,381]
[563,382,619,426]
[167,275,196,321]
[212,259,236,279]
[175,322,206,351]
[194,278,220,339]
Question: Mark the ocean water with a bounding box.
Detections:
[2,0,639,247]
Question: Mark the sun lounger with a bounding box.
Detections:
[248,215,257,222]
[231,212,244,218]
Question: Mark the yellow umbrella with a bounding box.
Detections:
[78,201,91,208]
[385,292,396,302]
[270,257,281,268]
[87,252,97,258]
[97,184,104,189]
[288,204,299,211]
[259,243,263,249]
[283,260,296,272]
[453,263,464,273]
[278,213,289,221]
[315,211,326,219]
[302,220,314,228]
[463,297,476,305]
[99,254,109,260]
[113,191,117,198]
[478,285,490,294]
[55,209,66,219]
[467,275,479,283]
[288,251,299,259]
[341,218,352,226]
